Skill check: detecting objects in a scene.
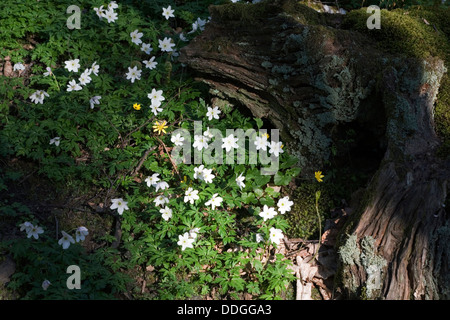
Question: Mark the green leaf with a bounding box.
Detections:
[253,187,264,198]
[273,172,291,186]
[265,186,280,197]
[259,197,275,207]
[242,192,257,204]
[253,174,271,187]
[255,117,263,129]
[246,282,261,295]
[253,259,263,273]
[230,277,245,291]
[286,167,301,178]
[147,161,159,171]
[280,155,299,169]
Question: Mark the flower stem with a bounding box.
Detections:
[312,191,322,262]
[52,74,61,91]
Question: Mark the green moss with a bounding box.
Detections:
[435,73,450,157]
[280,1,325,25]
[343,7,449,60]
[286,182,336,239]
[409,6,450,39]
[209,2,275,25]
[0,284,15,300]
[210,1,324,26]
[298,0,324,13]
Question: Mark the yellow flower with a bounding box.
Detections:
[262,132,269,139]
[133,103,141,110]
[315,171,324,183]
[153,120,168,135]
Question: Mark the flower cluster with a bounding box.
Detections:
[256,196,293,245]
[188,17,207,34]
[126,25,176,83]
[146,172,170,191]
[194,165,215,184]
[94,1,119,23]
[254,132,285,157]
[149,106,292,250]
[65,60,100,92]
[28,58,100,106]
[19,221,44,239]
[49,136,60,147]
[58,226,89,250]
[19,221,88,250]
[27,2,198,116]
[142,167,292,250]
[189,107,285,159]
[29,90,49,104]
[13,62,25,72]
[26,0,294,262]
[148,88,165,115]
[27,3,176,114]
[262,196,293,219]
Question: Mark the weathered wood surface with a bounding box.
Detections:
[180,0,450,299]
[179,1,387,175]
[340,60,449,299]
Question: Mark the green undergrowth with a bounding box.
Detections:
[0,0,302,300]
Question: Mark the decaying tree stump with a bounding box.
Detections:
[179,1,450,299]
[339,59,449,299]
[180,1,390,174]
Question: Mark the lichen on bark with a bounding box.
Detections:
[180,1,386,175]
[339,234,387,299]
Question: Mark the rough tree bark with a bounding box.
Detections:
[179,1,449,299]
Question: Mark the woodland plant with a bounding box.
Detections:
[0,0,303,299]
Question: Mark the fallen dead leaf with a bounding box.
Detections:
[3,61,13,77]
